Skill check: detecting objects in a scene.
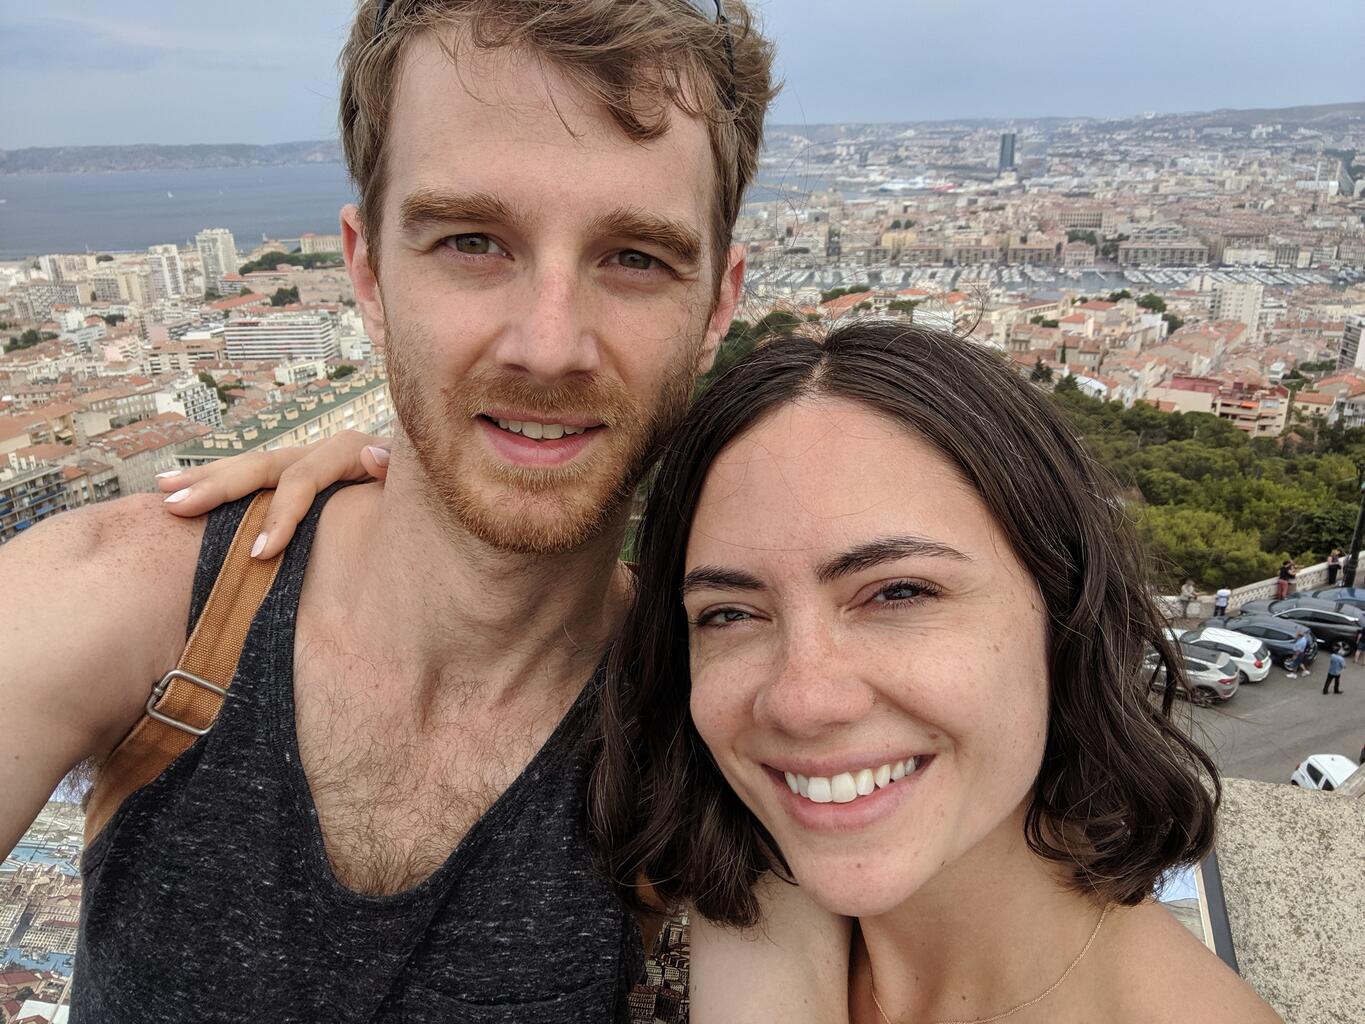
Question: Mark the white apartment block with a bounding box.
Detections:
[147,244,186,301]
[1212,282,1263,337]
[298,232,344,254]
[196,228,240,295]
[225,313,339,362]
[176,374,393,466]
[1340,315,1365,372]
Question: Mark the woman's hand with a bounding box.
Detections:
[156,430,393,558]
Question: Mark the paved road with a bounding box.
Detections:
[1185,656,1365,785]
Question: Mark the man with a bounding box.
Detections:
[1276,559,1296,600]
[1323,648,1345,695]
[1213,585,1231,616]
[1285,627,1310,677]
[1,2,787,1019]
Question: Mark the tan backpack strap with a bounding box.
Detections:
[84,491,284,844]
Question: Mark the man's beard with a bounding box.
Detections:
[386,320,702,555]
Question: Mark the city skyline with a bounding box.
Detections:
[2,0,1364,149]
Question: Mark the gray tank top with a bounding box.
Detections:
[74,487,642,1022]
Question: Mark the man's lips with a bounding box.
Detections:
[476,415,602,467]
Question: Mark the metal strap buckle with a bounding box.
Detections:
[145,669,229,737]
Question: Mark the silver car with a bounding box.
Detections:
[1144,644,1240,704]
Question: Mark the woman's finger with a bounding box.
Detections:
[360,443,391,481]
[249,432,391,558]
[159,449,311,518]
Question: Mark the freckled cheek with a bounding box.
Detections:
[688,658,758,755]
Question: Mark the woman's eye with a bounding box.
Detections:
[444,233,503,256]
[695,608,751,628]
[616,250,659,272]
[872,581,938,605]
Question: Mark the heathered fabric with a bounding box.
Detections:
[75,488,642,1022]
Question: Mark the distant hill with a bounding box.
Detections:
[9,98,1365,173]
[769,99,1365,137]
[0,140,342,175]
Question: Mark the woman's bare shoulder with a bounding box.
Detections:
[1095,901,1282,1024]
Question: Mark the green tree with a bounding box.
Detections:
[202,289,222,302]
[95,253,115,263]
[101,313,126,327]
[1066,230,1097,246]
[1161,312,1184,334]
[1029,358,1053,383]
[1055,373,1080,393]
[1136,293,1167,313]
[887,299,919,314]
[328,364,357,380]
[819,284,871,303]
[1106,289,1132,302]
[270,286,301,306]
[237,250,343,274]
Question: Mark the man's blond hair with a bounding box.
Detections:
[339,0,778,275]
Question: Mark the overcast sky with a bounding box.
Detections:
[3,0,1363,148]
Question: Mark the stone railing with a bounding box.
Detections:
[1159,552,1365,621]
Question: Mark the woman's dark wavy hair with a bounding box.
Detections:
[588,319,1219,928]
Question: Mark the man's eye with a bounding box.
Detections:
[616,250,658,272]
[445,234,502,256]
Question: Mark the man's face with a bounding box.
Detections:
[346,35,741,553]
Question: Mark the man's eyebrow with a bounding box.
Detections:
[398,188,522,234]
[815,535,972,583]
[587,207,703,266]
[680,566,766,597]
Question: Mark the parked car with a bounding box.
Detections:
[1289,754,1359,791]
[1143,645,1240,704]
[1201,614,1319,668]
[1309,586,1365,612]
[1239,597,1364,648]
[1174,626,1272,683]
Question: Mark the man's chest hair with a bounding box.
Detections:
[290,651,567,896]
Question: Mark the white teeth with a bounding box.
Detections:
[493,419,587,439]
[830,772,858,803]
[786,757,923,805]
[855,768,876,796]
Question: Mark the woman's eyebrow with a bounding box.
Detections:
[680,566,767,597]
[815,535,972,583]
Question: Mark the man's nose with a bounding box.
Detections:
[491,266,603,386]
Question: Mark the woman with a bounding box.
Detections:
[1327,548,1342,586]
[163,322,1278,1022]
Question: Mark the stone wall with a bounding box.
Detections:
[1216,779,1364,1023]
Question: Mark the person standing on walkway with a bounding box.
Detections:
[1276,560,1296,600]
[1180,579,1199,618]
[1353,626,1365,667]
[1323,649,1345,695]
[1326,548,1343,586]
[1213,585,1231,616]
[1286,627,1310,677]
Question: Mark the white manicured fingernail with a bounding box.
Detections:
[164,487,192,504]
[250,532,268,558]
[156,470,182,479]
[365,445,390,467]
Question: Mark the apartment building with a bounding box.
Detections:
[175,374,392,467]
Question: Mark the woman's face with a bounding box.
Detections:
[682,398,1051,917]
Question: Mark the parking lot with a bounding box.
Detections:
[1185,657,1365,785]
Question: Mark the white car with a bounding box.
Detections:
[1290,754,1359,792]
[1170,626,1272,683]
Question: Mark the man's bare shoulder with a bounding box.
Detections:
[1097,901,1282,1024]
[1,495,209,753]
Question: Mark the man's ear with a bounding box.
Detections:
[697,244,746,375]
[342,204,385,344]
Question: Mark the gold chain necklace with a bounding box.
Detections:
[869,904,1111,1024]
